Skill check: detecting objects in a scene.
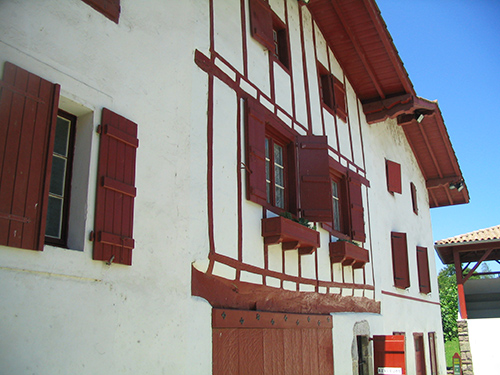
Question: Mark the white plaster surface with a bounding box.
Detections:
[468,318,500,375]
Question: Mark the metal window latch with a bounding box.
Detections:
[106,255,115,266]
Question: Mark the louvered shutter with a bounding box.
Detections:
[386,159,402,194]
[245,100,267,206]
[373,335,406,375]
[347,171,365,242]
[82,0,121,23]
[0,62,60,251]
[333,77,347,121]
[249,0,274,51]
[297,135,332,222]
[417,246,431,294]
[93,108,138,265]
[391,232,410,289]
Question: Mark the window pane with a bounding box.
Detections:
[332,181,340,231]
[49,155,67,197]
[45,196,63,239]
[275,186,284,209]
[274,143,283,165]
[54,116,71,156]
[265,138,271,203]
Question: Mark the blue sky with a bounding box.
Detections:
[377,0,500,270]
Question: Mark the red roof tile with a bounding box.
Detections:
[435,225,500,246]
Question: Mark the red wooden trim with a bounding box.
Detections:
[81,0,120,23]
[212,308,332,329]
[96,231,134,249]
[102,176,136,197]
[101,123,139,148]
[211,252,374,291]
[0,212,31,224]
[381,290,441,306]
[298,4,313,133]
[193,265,380,314]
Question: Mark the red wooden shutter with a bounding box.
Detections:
[249,0,274,51]
[82,0,121,23]
[333,77,347,122]
[386,160,402,194]
[410,182,418,214]
[373,335,406,375]
[297,135,333,222]
[245,100,267,206]
[391,232,410,289]
[93,108,138,265]
[0,62,60,251]
[347,171,365,242]
[416,246,431,294]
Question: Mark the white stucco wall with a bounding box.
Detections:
[468,318,500,375]
[0,0,447,374]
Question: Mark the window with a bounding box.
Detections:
[391,231,410,289]
[249,0,290,69]
[386,159,402,194]
[416,246,431,294]
[0,62,137,265]
[265,137,287,209]
[81,0,121,23]
[245,99,332,221]
[331,180,341,232]
[45,111,77,247]
[318,63,347,122]
[323,165,366,243]
[410,182,418,214]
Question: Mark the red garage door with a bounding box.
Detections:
[212,309,334,375]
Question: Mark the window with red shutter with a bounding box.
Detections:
[322,165,366,243]
[318,63,347,122]
[386,159,402,194]
[92,108,138,266]
[81,0,121,23]
[373,335,406,375]
[416,246,431,294]
[0,62,60,251]
[245,99,296,215]
[391,231,410,289]
[249,0,290,69]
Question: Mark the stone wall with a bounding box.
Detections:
[458,319,474,375]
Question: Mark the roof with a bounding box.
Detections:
[306,0,469,208]
[435,225,500,264]
[436,225,500,246]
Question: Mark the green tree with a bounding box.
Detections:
[438,264,458,342]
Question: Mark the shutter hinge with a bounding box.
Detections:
[96,125,102,134]
[89,231,95,241]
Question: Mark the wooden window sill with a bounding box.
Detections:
[329,240,369,268]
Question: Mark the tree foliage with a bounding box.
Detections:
[438,264,458,342]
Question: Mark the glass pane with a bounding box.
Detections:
[49,155,67,197]
[265,138,269,158]
[54,116,71,156]
[333,199,340,231]
[275,165,284,186]
[266,181,271,204]
[332,181,338,198]
[45,196,63,239]
[275,186,284,209]
[274,144,283,165]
